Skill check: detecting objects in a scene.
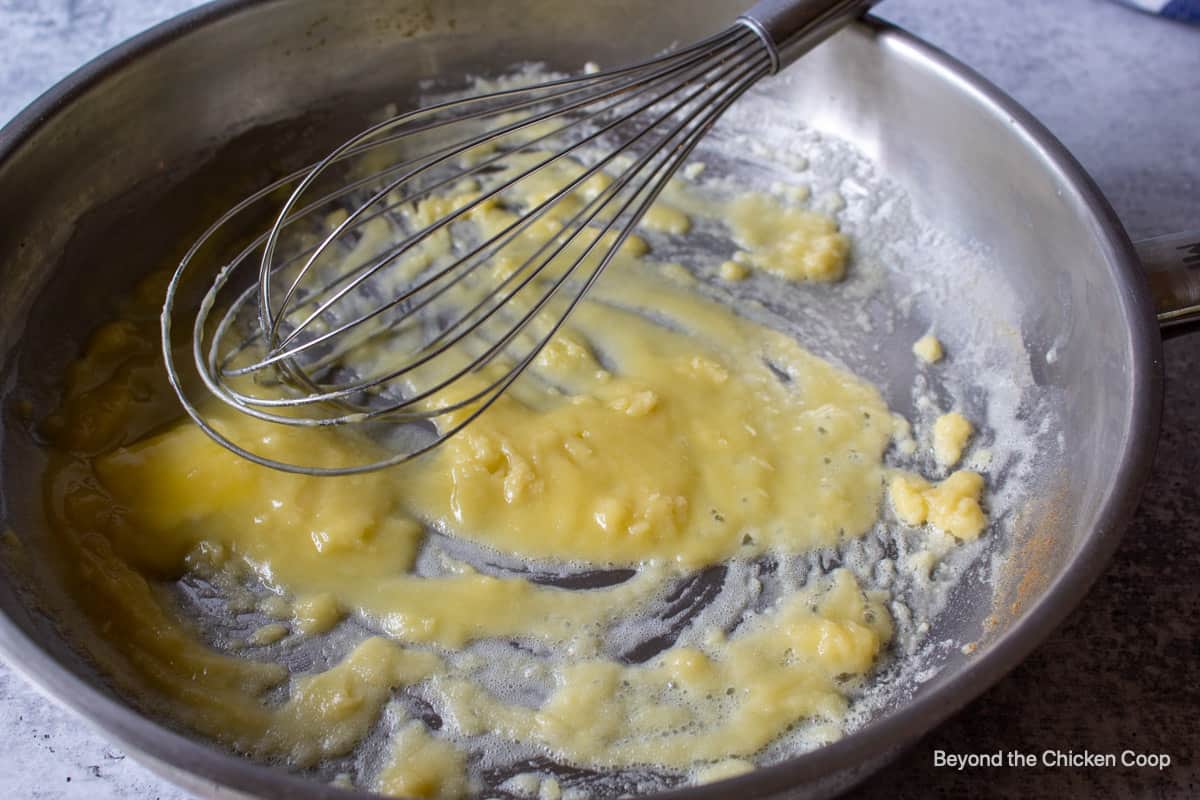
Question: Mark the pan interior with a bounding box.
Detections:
[0,1,1147,797]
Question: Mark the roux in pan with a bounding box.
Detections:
[40,151,984,797]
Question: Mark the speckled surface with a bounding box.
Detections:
[0,0,1196,798]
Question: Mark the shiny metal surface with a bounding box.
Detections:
[0,1,1166,798]
[740,0,879,70]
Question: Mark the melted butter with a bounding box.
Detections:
[294,593,342,635]
[39,478,439,769]
[90,411,669,649]
[724,193,849,282]
[889,470,987,540]
[428,569,890,769]
[404,277,897,566]
[932,412,973,469]
[718,260,750,282]
[259,637,440,766]
[912,334,944,364]
[639,203,691,235]
[693,759,755,784]
[247,622,288,646]
[34,141,990,796]
[376,720,470,799]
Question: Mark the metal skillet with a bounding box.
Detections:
[0,1,1197,798]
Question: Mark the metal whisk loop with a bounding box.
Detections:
[249,31,766,384]
[238,34,766,402]
[251,33,759,378]
[162,0,874,474]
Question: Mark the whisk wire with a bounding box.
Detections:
[162,17,798,475]
[187,29,760,380]
[235,43,768,413]
[258,28,763,363]
[241,32,767,382]
[206,44,770,433]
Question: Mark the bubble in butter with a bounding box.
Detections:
[36,159,981,798]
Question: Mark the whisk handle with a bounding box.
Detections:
[738,0,882,72]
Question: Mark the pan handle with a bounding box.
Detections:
[1138,231,1200,338]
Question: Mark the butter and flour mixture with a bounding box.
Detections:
[35,76,1002,799]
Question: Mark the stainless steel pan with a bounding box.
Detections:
[0,1,1196,798]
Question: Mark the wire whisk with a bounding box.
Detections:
[162,0,876,474]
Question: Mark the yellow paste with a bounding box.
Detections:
[35,148,986,797]
[912,334,944,363]
[694,759,756,784]
[889,471,987,541]
[723,193,849,281]
[429,569,890,768]
[246,622,288,647]
[718,260,750,282]
[377,721,470,800]
[932,411,974,469]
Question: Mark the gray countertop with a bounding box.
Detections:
[0,1,1196,797]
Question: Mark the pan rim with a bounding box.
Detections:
[0,2,1164,798]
